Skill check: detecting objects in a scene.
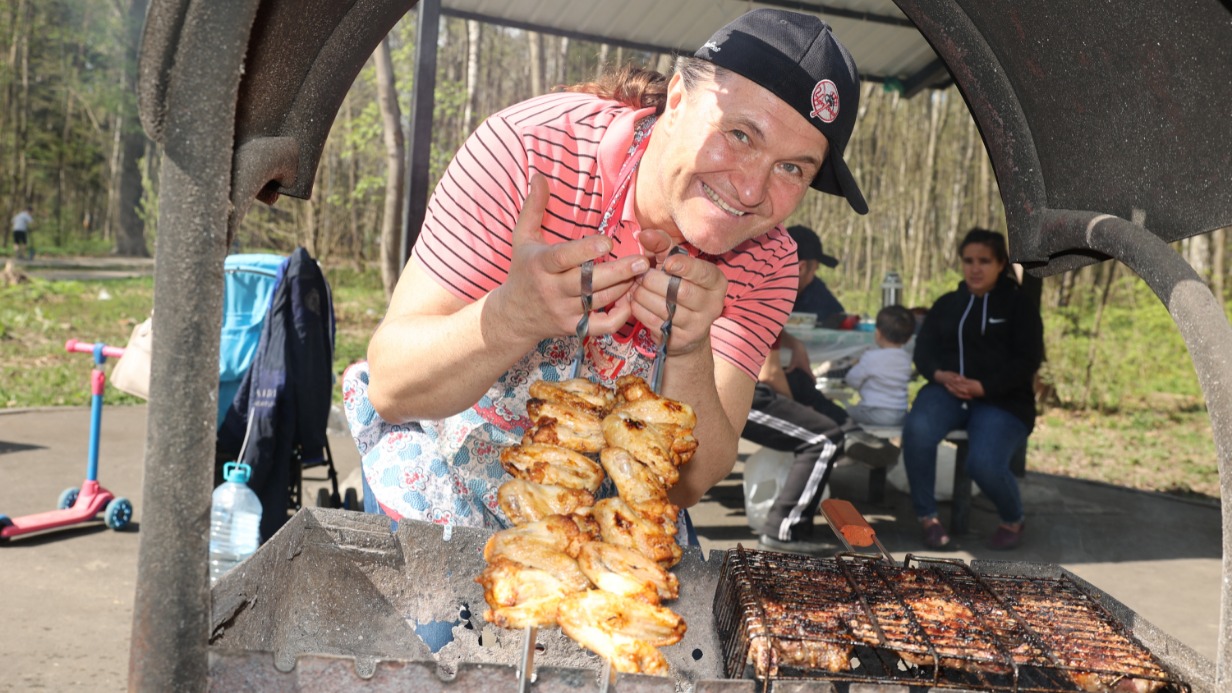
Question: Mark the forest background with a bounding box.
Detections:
[0,2,1225,502]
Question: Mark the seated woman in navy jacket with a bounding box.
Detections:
[902,228,1043,551]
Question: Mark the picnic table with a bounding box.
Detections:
[781,325,876,375]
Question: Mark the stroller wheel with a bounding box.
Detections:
[315,487,334,509]
[58,487,80,510]
[343,487,360,511]
[105,498,133,530]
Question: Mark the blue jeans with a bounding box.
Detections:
[901,384,1028,524]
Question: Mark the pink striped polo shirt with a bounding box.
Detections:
[410,90,798,379]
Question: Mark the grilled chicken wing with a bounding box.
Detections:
[528,378,615,417]
[484,513,599,561]
[601,412,681,486]
[599,446,669,505]
[476,557,575,629]
[524,399,606,453]
[611,378,697,428]
[500,443,605,493]
[577,541,679,604]
[598,447,679,533]
[497,478,595,525]
[482,532,592,592]
[592,497,682,569]
[558,589,686,648]
[557,620,669,675]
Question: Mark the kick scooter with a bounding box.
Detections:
[0,340,134,540]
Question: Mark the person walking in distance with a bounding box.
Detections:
[12,205,33,260]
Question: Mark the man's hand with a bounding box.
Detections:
[780,331,812,374]
[626,227,727,356]
[493,175,649,344]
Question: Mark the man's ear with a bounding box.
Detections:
[663,73,686,123]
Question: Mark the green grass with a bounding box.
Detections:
[0,265,386,409]
[0,277,155,407]
[2,258,1223,504]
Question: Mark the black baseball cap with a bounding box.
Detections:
[787,225,839,268]
[695,9,868,215]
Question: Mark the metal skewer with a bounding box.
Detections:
[598,658,613,691]
[518,625,538,693]
[570,260,594,379]
[650,246,689,394]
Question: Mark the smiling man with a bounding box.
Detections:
[350,9,867,532]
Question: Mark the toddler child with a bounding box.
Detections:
[845,305,915,427]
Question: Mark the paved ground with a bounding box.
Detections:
[12,254,156,282]
[0,405,1222,690]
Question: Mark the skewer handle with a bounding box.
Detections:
[518,625,538,693]
[650,246,689,394]
[598,658,613,691]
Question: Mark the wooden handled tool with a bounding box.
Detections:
[821,498,895,563]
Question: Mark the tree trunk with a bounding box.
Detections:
[374,36,405,299]
[528,31,543,96]
[342,93,361,263]
[596,44,609,78]
[555,36,568,86]
[9,0,29,217]
[1185,233,1210,284]
[112,0,151,257]
[463,20,480,133]
[1081,262,1119,408]
[1213,226,1226,304]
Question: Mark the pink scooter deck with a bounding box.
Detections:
[0,480,115,539]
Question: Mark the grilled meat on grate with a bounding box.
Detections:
[715,548,1181,692]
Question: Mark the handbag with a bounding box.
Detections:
[111,316,152,400]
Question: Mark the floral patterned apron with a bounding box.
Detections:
[344,117,690,533]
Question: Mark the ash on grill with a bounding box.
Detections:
[713,546,1188,692]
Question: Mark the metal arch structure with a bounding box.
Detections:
[891,2,1232,684]
[133,0,1232,690]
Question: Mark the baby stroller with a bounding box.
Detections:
[215,247,347,543]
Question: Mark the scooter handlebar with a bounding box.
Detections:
[64,339,125,359]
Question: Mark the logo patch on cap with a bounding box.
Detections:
[809,79,840,124]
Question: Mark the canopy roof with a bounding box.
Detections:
[438,0,951,96]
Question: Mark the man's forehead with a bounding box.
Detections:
[705,73,829,160]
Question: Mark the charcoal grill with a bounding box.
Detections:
[203,509,1214,692]
[714,547,1186,692]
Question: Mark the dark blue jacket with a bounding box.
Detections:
[217,247,335,542]
[914,274,1043,431]
[795,277,845,323]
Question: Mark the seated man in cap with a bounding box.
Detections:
[788,223,845,324]
[349,9,869,538]
[778,224,851,418]
[742,225,896,555]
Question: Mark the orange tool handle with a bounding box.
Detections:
[820,498,876,548]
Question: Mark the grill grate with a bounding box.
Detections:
[713,546,1188,692]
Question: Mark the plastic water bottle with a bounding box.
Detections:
[209,461,263,585]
